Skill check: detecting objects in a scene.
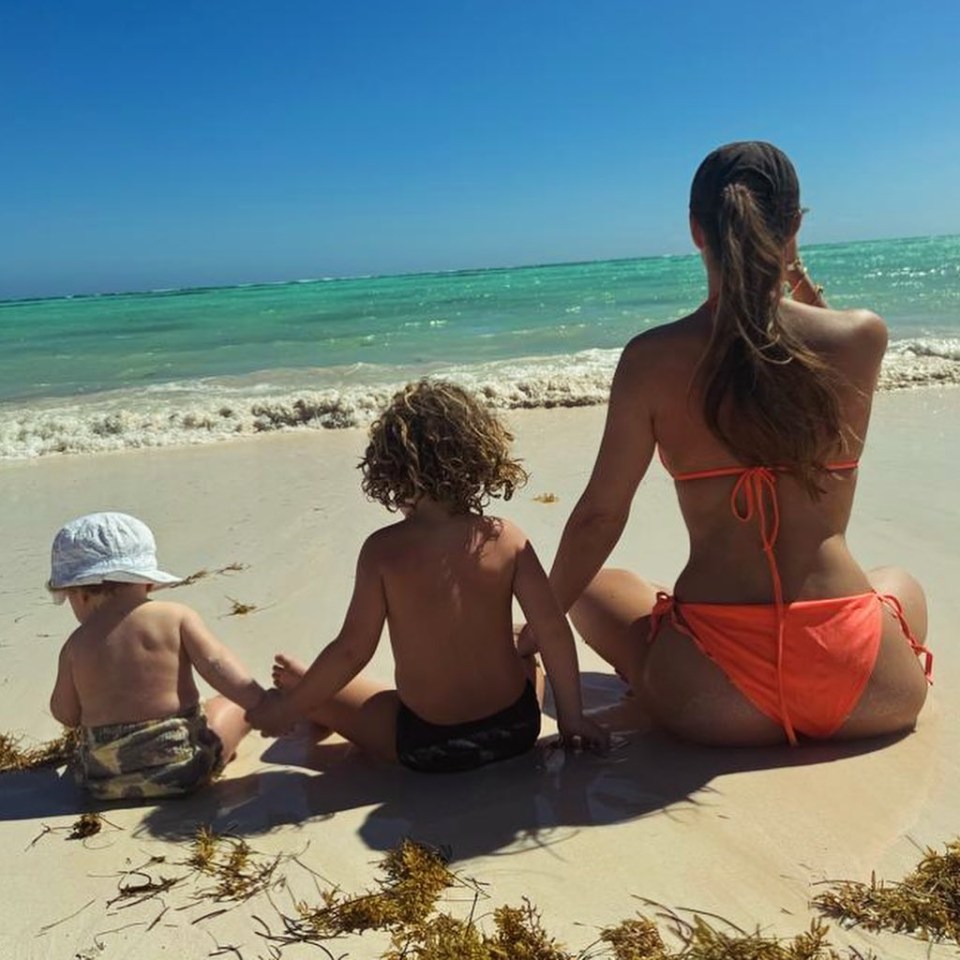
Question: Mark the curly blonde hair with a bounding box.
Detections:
[360,380,528,515]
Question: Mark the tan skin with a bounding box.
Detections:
[50,583,265,762]
[246,496,608,760]
[529,215,929,746]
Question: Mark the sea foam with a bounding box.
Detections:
[1,342,956,460]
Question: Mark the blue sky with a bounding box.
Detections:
[2,1,958,299]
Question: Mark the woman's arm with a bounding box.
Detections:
[513,536,608,751]
[549,340,657,612]
[246,538,387,735]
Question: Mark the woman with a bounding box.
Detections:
[541,141,932,746]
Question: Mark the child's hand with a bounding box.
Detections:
[557,714,610,755]
[245,688,296,737]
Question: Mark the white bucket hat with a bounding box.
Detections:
[48,512,182,597]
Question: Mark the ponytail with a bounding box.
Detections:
[697,183,845,496]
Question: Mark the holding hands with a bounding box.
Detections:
[246,688,297,737]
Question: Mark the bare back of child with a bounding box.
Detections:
[249,380,607,773]
[48,513,265,801]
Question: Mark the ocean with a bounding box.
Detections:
[2,234,958,460]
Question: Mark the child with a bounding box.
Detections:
[48,511,266,801]
[247,379,608,772]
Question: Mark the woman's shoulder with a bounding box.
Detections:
[793,303,888,358]
[619,312,710,384]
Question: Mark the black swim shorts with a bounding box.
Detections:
[396,681,541,773]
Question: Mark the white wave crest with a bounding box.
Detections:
[0,350,622,460]
[880,337,960,388]
[3,341,957,460]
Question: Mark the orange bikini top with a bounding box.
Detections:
[665,457,860,565]
[664,454,860,744]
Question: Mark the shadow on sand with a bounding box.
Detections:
[1,672,910,864]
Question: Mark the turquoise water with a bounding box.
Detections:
[2,235,958,458]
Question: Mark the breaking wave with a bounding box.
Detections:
[2,340,957,460]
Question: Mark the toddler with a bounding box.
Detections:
[48,512,265,800]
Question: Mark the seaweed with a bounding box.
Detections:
[185,826,281,903]
[224,596,258,616]
[0,727,78,773]
[813,838,960,943]
[533,492,559,503]
[598,916,667,959]
[263,842,872,960]
[668,916,859,959]
[385,899,567,960]
[30,826,958,959]
[107,861,184,909]
[68,813,104,840]
[288,839,462,939]
[173,562,249,588]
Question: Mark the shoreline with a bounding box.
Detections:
[3,346,960,462]
[1,390,958,958]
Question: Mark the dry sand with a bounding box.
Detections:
[1,388,958,959]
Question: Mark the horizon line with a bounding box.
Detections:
[2,231,956,307]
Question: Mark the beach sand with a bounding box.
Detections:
[1,388,958,959]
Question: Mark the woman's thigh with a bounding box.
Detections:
[836,567,930,739]
[569,568,660,687]
[642,621,786,746]
[571,568,784,745]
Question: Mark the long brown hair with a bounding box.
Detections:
[692,146,845,495]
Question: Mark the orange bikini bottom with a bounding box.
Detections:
[650,591,933,740]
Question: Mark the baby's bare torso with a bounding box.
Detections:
[66,598,200,728]
[373,513,529,724]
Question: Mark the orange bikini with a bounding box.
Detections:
[652,459,933,744]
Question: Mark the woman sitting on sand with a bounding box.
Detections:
[526,141,932,746]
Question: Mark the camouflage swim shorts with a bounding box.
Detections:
[76,705,224,801]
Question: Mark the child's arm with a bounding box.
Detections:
[247,538,387,736]
[50,643,81,727]
[513,536,609,752]
[180,608,266,711]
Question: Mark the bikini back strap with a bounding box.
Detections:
[730,468,796,744]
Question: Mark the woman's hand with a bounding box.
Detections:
[783,235,800,271]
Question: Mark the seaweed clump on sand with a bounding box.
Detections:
[68,813,104,840]
[387,899,568,960]
[185,826,281,902]
[814,838,960,944]
[267,840,870,960]
[598,915,668,959]
[0,727,78,773]
[596,914,866,960]
[287,839,461,940]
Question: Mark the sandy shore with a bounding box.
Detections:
[1,388,958,959]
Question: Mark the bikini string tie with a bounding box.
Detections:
[730,468,797,745]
